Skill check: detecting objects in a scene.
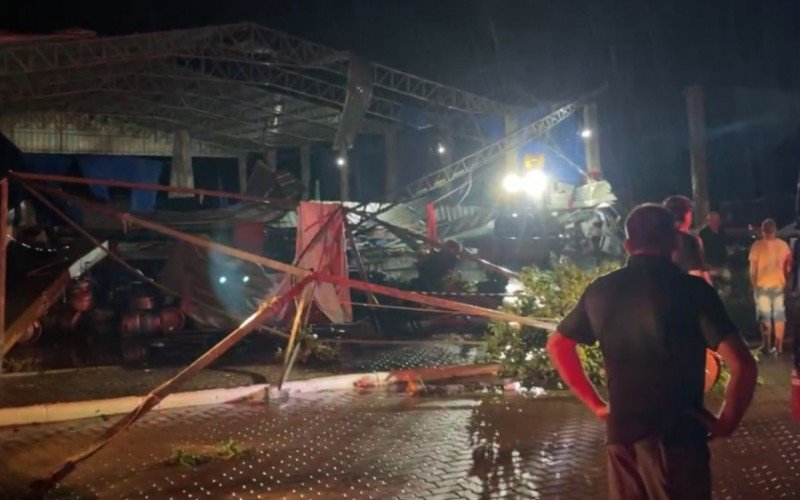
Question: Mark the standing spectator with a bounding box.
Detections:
[547,204,757,500]
[588,218,604,265]
[700,211,731,295]
[750,219,793,355]
[663,195,712,284]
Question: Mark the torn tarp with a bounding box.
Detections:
[277,202,352,324]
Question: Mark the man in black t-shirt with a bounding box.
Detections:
[547,204,757,500]
[699,211,731,294]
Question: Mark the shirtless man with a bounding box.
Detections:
[750,219,792,354]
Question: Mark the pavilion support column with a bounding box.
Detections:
[438,125,454,166]
[267,149,278,172]
[685,85,710,224]
[583,103,602,179]
[238,153,248,194]
[504,114,519,169]
[300,145,312,200]
[169,129,194,198]
[384,130,398,199]
[339,151,350,202]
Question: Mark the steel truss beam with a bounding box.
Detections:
[350,101,580,224]
[0,22,515,121]
[395,102,578,202]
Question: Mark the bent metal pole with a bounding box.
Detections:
[33,276,314,495]
[32,184,556,330]
[9,171,296,209]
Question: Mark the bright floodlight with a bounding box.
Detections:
[242,275,250,283]
[522,170,548,197]
[219,276,227,284]
[437,143,446,155]
[502,173,522,193]
[580,128,593,139]
[336,156,346,167]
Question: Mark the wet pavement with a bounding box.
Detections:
[1,356,798,499]
[0,365,333,409]
[0,345,475,408]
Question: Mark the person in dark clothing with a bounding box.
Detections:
[415,240,460,291]
[699,212,728,267]
[589,219,604,265]
[699,211,731,294]
[663,195,711,284]
[547,203,757,500]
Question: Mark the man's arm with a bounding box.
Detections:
[547,332,608,419]
[749,259,758,289]
[690,269,713,285]
[784,245,793,280]
[701,335,758,437]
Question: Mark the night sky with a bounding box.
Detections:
[4,0,800,221]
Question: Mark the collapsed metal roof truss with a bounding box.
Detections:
[0,23,517,152]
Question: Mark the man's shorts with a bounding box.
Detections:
[755,287,786,323]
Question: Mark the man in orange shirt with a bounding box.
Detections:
[750,219,793,354]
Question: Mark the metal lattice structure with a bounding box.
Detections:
[349,101,580,225]
[0,23,518,151]
[393,101,578,203]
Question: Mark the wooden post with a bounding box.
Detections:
[300,145,312,200]
[583,103,602,179]
[685,85,710,225]
[278,283,314,389]
[344,220,384,335]
[384,130,397,199]
[0,179,6,373]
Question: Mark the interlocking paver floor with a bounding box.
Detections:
[0,344,475,409]
[0,356,797,499]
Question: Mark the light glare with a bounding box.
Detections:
[502,173,521,193]
[521,170,548,197]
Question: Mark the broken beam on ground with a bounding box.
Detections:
[31,184,556,330]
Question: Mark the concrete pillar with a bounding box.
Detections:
[169,129,194,198]
[438,126,454,166]
[339,151,350,201]
[583,103,602,179]
[504,114,519,169]
[266,149,278,172]
[237,153,248,194]
[384,130,398,199]
[685,85,710,224]
[300,145,312,200]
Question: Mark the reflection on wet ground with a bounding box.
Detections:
[0,357,798,499]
